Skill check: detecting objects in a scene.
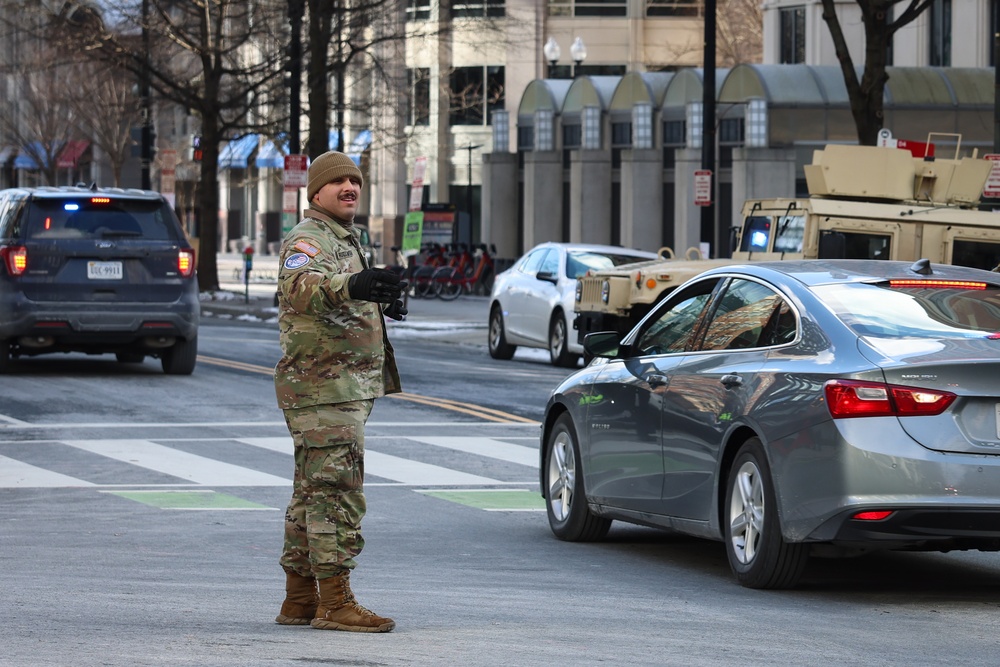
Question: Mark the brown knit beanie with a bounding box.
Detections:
[307,151,364,201]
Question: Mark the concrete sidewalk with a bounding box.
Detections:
[200,254,489,346]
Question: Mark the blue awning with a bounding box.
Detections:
[14,142,54,170]
[346,130,372,166]
[219,134,259,169]
[255,139,287,169]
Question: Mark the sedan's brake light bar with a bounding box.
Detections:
[889,279,987,290]
[824,379,956,418]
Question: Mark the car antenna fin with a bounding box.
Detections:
[89,182,98,191]
[909,258,933,275]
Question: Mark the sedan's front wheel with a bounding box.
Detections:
[548,314,579,368]
[724,437,808,589]
[545,413,611,541]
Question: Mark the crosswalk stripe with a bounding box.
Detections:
[236,437,504,486]
[407,436,538,468]
[61,439,289,487]
[0,454,95,488]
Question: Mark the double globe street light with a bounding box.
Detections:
[543,36,587,78]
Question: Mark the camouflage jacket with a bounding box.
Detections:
[273,206,401,409]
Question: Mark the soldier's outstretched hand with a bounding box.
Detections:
[348,268,405,304]
[383,299,407,321]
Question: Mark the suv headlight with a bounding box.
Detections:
[575,281,582,302]
[601,280,610,304]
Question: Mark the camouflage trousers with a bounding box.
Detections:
[279,399,373,579]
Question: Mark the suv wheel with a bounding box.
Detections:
[161,337,197,375]
[0,340,10,374]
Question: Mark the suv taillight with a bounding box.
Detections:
[1,245,27,276]
[178,249,195,278]
[824,379,956,418]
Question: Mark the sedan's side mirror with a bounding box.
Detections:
[536,271,558,284]
[583,331,626,359]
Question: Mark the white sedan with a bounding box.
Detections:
[488,242,659,367]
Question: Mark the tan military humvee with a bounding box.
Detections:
[575,141,1000,343]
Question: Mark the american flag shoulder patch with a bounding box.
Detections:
[293,240,320,257]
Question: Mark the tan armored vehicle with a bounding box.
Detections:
[575,141,1000,342]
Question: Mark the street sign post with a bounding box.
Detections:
[282,154,308,236]
[694,170,712,207]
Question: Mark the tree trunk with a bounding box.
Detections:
[196,113,221,292]
[306,0,332,159]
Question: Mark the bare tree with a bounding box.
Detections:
[44,0,287,291]
[67,61,144,186]
[0,56,78,186]
[820,0,935,145]
[717,0,763,66]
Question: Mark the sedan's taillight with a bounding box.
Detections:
[824,379,956,418]
[1,245,27,276]
[178,249,195,278]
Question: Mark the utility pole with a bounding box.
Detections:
[140,0,153,190]
[287,0,305,155]
[701,0,717,256]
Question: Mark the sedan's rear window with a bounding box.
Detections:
[22,198,180,241]
[566,251,649,279]
[814,281,1000,339]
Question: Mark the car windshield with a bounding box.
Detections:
[23,198,180,241]
[813,281,1000,339]
[566,251,648,279]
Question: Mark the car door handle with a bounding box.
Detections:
[644,373,669,388]
[720,374,743,389]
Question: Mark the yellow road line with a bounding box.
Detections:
[196,355,538,425]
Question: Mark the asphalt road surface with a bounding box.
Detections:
[3,312,1000,666]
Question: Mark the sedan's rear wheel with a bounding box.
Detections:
[548,314,579,368]
[488,306,516,360]
[725,437,808,589]
[545,413,611,541]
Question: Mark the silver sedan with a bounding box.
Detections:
[540,259,1000,588]
[488,242,658,367]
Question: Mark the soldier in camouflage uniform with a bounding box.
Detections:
[273,151,406,633]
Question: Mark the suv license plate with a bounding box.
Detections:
[87,261,123,280]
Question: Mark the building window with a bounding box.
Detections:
[407,68,430,126]
[406,0,430,21]
[548,0,627,18]
[449,66,505,126]
[646,0,702,17]
[453,0,505,18]
[779,6,805,64]
[929,0,951,66]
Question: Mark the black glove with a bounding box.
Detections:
[347,268,404,304]
[383,299,407,321]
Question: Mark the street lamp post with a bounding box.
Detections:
[570,37,587,77]
[543,36,560,77]
[287,0,305,156]
[464,143,482,247]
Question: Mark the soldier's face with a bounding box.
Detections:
[314,176,361,221]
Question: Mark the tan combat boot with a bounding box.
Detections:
[275,569,318,625]
[311,571,395,633]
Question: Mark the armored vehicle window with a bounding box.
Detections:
[774,215,805,253]
[951,239,1000,271]
[841,232,890,260]
[740,216,772,252]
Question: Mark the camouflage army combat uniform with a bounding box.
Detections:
[274,205,400,579]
